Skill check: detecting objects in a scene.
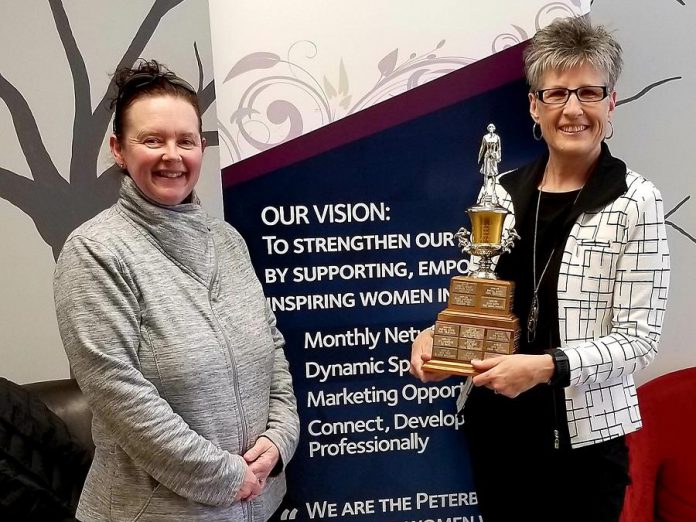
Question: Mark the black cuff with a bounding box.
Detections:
[545,348,570,387]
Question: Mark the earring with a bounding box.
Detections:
[532,122,543,141]
[604,121,614,140]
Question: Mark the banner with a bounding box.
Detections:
[211,2,585,520]
[224,53,546,522]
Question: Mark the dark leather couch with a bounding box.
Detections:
[0,377,93,520]
[23,378,94,457]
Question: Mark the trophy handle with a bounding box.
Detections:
[455,227,472,255]
[500,228,520,255]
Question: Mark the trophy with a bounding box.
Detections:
[423,124,520,376]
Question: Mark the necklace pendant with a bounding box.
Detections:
[527,294,539,343]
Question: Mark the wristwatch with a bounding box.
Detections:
[545,348,570,387]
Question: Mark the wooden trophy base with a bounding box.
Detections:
[422,359,477,377]
[424,276,520,377]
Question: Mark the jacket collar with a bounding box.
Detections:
[116,176,212,283]
[499,142,628,229]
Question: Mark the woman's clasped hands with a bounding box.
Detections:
[236,437,280,502]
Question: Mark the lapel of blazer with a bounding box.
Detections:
[564,142,628,229]
[499,142,628,232]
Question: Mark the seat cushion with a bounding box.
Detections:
[621,367,696,522]
[0,377,91,520]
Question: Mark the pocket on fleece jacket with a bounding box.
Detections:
[110,446,160,521]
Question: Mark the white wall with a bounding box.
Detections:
[592,0,696,383]
[209,0,589,168]
[0,0,221,384]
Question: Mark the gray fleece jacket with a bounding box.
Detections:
[54,176,299,521]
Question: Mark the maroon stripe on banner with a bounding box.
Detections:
[222,41,527,188]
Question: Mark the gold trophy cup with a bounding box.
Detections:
[423,124,520,376]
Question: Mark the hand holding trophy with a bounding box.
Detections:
[422,124,520,376]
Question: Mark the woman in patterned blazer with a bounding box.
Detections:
[410,17,670,522]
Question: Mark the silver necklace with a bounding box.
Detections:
[526,172,583,344]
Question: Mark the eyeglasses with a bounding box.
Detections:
[119,72,196,100]
[535,86,609,105]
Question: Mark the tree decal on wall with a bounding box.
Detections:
[0,0,216,260]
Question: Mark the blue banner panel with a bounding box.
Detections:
[224,74,545,522]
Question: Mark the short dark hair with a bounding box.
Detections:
[110,59,202,141]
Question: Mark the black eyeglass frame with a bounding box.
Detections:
[534,85,610,105]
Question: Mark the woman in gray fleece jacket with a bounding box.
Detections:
[54,60,300,521]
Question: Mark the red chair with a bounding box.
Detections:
[621,367,696,522]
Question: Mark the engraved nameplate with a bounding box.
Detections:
[458,349,483,361]
[433,335,458,348]
[459,338,483,350]
[451,293,476,307]
[435,323,460,337]
[433,346,459,360]
[486,330,511,342]
[461,326,485,340]
[485,340,512,355]
[480,297,506,310]
[451,281,477,294]
[483,285,507,298]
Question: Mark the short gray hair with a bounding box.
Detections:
[523,16,623,92]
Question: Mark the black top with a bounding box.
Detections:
[510,189,580,355]
[463,143,629,451]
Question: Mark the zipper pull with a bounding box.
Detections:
[553,429,560,450]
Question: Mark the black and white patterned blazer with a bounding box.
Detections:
[458,144,670,448]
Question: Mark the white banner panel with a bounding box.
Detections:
[209,0,589,168]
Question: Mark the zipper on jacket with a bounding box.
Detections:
[551,387,560,450]
[207,235,252,521]
[207,235,250,450]
[549,331,560,450]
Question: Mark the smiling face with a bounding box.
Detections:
[529,63,616,163]
[110,95,206,206]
